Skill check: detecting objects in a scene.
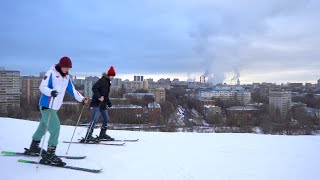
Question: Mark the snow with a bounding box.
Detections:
[1,117,320,180]
[171,105,185,126]
[191,108,200,117]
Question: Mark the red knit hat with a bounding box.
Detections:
[58,56,72,68]
[107,66,116,76]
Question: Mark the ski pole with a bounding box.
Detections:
[66,104,86,155]
[36,97,55,170]
[84,102,102,142]
[84,111,95,143]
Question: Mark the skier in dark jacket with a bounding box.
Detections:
[82,66,116,142]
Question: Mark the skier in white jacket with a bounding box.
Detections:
[26,56,88,166]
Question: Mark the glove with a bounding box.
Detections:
[51,90,58,97]
[107,103,112,108]
[82,97,89,105]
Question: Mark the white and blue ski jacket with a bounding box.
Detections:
[39,65,84,110]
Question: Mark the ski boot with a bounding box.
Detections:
[24,140,47,156]
[98,127,115,141]
[80,129,99,143]
[40,145,66,167]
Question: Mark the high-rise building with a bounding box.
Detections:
[148,83,171,90]
[198,90,251,105]
[172,78,179,83]
[158,78,171,85]
[84,76,100,98]
[124,93,155,100]
[305,83,313,91]
[123,81,143,92]
[134,76,139,81]
[143,80,149,90]
[20,76,42,103]
[269,91,292,118]
[149,88,165,103]
[147,78,154,83]
[0,69,20,116]
[134,75,144,82]
[74,79,85,86]
[237,79,240,85]
[69,75,74,81]
[288,83,303,91]
[39,72,46,78]
[200,75,206,83]
[112,78,122,87]
[73,75,86,86]
[110,78,123,94]
[318,79,320,88]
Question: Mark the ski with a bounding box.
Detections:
[1,150,86,160]
[99,139,139,142]
[78,136,138,142]
[63,141,125,146]
[18,159,102,173]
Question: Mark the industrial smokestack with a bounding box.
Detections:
[200,75,206,83]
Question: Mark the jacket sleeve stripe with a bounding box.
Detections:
[67,79,75,97]
[48,73,53,89]
[67,78,84,102]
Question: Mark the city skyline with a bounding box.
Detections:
[1,66,319,85]
[1,0,319,84]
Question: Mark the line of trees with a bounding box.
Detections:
[6,88,320,135]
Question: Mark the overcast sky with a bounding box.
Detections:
[0,0,319,84]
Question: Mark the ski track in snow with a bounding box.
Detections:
[0,117,320,180]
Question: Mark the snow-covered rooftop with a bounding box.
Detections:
[198,89,249,93]
[204,105,219,108]
[226,106,258,111]
[125,93,155,96]
[148,102,161,108]
[110,104,143,109]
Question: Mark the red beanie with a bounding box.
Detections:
[58,56,72,68]
[107,66,116,76]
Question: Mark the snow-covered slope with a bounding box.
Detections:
[1,117,319,180]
